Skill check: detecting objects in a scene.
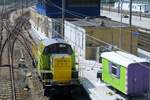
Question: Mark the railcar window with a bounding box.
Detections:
[111,66,117,76]
[44,43,73,55]
[110,63,120,78]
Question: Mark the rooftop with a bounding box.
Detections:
[66,17,129,28]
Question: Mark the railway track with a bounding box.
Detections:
[0,67,24,100]
[138,29,150,52]
[0,66,12,100]
[1,2,92,100]
[0,4,33,100]
[0,80,12,100]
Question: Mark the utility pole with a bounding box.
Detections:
[26,0,28,8]
[22,0,24,15]
[118,0,120,14]
[14,0,16,10]
[61,0,65,38]
[129,0,133,53]
[140,5,141,20]
[119,0,123,49]
[100,0,101,15]
[129,0,132,26]
[101,0,103,14]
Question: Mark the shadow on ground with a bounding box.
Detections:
[44,85,91,100]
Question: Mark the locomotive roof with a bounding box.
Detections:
[101,51,147,67]
[41,38,67,46]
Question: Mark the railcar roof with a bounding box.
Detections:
[101,51,147,67]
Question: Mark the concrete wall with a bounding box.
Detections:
[86,47,101,61]
[64,21,138,61]
[30,8,52,38]
[85,27,138,55]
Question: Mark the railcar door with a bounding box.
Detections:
[132,65,144,95]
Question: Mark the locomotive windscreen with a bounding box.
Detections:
[44,43,73,55]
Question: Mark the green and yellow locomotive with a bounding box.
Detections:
[31,37,79,87]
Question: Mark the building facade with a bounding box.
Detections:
[64,21,86,61]
[36,0,100,18]
[114,1,150,13]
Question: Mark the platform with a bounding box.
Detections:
[138,48,150,62]
[79,60,126,100]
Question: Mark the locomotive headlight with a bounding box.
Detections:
[59,44,66,48]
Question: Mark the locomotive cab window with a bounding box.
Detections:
[110,63,120,78]
[44,43,73,55]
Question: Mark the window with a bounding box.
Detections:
[111,65,117,75]
[66,0,99,7]
[44,43,73,55]
[82,32,84,49]
[109,62,120,78]
[53,21,61,35]
[45,0,53,7]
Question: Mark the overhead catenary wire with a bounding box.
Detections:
[43,0,143,35]
[41,1,147,50]
[32,16,150,74]
[45,0,150,53]
[31,10,99,70]
[0,1,36,99]
[39,0,150,66]
[41,2,150,91]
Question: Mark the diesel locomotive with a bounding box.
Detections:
[31,37,79,87]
